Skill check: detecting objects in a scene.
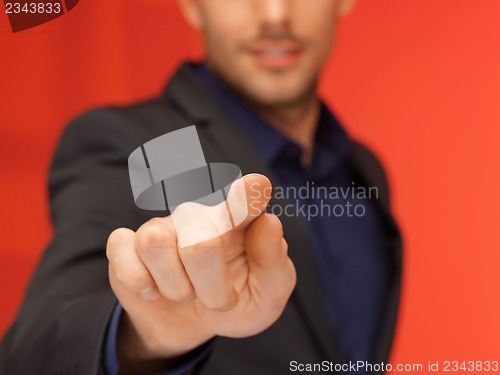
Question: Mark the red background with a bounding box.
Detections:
[1,0,499,370]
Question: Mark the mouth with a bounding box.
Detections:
[249,42,303,71]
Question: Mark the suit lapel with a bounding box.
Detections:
[351,144,400,235]
[163,63,337,360]
[350,144,403,366]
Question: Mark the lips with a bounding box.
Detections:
[249,42,303,70]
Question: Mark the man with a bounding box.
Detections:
[0,0,402,374]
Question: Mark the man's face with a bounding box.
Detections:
[181,0,353,108]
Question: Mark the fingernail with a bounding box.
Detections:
[139,286,160,301]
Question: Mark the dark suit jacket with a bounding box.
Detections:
[0,63,402,375]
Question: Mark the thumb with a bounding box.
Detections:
[245,213,296,307]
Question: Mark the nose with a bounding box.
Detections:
[258,0,290,28]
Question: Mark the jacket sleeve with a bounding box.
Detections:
[0,109,159,375]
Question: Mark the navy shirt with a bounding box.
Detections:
[104,64,392,374]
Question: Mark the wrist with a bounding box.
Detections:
[116,311,188,374]
[116,306,217,373]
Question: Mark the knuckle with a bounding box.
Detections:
[106,228,133,259]
[159,285,194,302]
[281,238,289,254]
[285,258,297,290]
[137,220,170,252]
[180,244,220,261]
[116,266,150,291]
[203,295,237,311]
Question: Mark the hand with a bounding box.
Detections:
[106,174,296,373]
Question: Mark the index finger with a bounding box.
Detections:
[170,173,272,248]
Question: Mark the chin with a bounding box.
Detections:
[220,61,316,108]
[241,78,310,108]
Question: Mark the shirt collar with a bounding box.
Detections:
[311,105,353,181]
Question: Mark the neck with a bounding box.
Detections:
[249,95,321,167]
[203,63,320,166]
